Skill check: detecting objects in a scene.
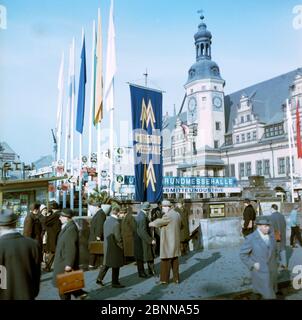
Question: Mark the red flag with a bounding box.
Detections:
[296,99,302,159]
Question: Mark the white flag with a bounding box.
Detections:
[105,0,116,112]
[56,52,64,161]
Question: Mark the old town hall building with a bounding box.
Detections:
[162,14,302,199]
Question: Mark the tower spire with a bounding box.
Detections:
[194,11,212,61]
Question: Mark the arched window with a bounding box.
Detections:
[201,43,204,56]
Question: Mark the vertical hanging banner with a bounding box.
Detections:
[130,84,163,203]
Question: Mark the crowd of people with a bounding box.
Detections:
[0,197,301,300]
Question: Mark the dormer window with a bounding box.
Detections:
[246,115,251,122]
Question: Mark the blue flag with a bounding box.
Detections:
[76,35,87,134]
[130,84,163,203]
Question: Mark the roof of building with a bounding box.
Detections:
[224,68,302,133]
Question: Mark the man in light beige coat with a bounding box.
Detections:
[149,200,181,284]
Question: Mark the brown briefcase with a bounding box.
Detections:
[88,241,104,254]
[56,270,85,295]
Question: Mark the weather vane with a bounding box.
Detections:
[197,9,204,21]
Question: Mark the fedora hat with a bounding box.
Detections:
[255,216,271,226]
[162,200,172,207]
[0,209,18,226]
[60,209,74,219]
[141,202,151,211]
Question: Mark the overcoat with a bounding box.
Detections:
[52,220,79,287]
[151,209,181,259]
[240,229,278,299]
[0,232,41,300]
[103,216,124,268]
[134,211,154,262]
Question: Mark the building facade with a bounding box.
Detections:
[163,15,302,200]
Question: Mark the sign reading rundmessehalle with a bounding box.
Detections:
[130,84,163,203]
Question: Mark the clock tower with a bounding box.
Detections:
[184,13,225,150]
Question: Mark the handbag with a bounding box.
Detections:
[56,270,85,295]
[88,241,104,254]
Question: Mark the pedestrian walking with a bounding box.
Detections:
[269,204,287,268]
[240,216,279,300]
[96,205,125,288]
[149,200,181,284]
[175,199,190,256]
[150,202,162,257]
[121,205,135,262]
[289,204,302,248]
[88,202,109,270]
[52,209,87,300]
[241,198,256,237]
[43,201,62,272]
[23,202,43,260]
[0,209,41,300]
[133,202,156,278]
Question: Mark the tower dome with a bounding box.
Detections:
[186,14,224,85]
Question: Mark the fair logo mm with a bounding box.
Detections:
[0,4,7,30]
[292,265,302,290]
[0,265,7,290]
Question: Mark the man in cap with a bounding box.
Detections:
[88,202,110,270]
[149,200,182,284]
[52,209,87,300]
[96,205,125,288]
[0,208,41,300]
[133,202,156,278]
[240,216,279,299]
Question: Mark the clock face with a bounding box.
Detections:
[213,96,222,108]
[188,97,197,123]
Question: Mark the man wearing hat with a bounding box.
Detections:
[96,205,125,288]
[0,209,41,300]
[174,199,190,256]
[240,216,279,299]
[52,209,87,300]
[149,200,182,284]
[133,202,156,278]
[88,202,110,270]
[43,201,62,272]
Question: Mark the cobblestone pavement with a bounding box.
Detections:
[37,245,302,300]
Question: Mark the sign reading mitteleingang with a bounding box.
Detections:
[122,176,241,194]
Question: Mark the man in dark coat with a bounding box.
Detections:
[0,209,41,300]
[96,205,125,288]
[43,201,62,272]
[242,199,257,237]
[175,199,190,256]
[23,202,43,260]
[150,202,162,256]
[240,216,278,299]
[133,202,156,278]
[88,203,108,270]
[52,209,87,300]
[269,204,287,269]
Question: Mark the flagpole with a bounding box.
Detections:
[76,28,86,216]
[105,0,116,196]
[97,123,102,192]
[63,45,73,209]
[79,134,83,216]
[70,37,76,210]
[88,20,96,169]
[56,52,65,205]
[287,99,295,203]
[109,88,114,196]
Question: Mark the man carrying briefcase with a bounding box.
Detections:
[52,209,87,300]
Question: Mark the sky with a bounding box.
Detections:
[0,0,302,164]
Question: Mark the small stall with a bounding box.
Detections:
[0,177,64,227]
